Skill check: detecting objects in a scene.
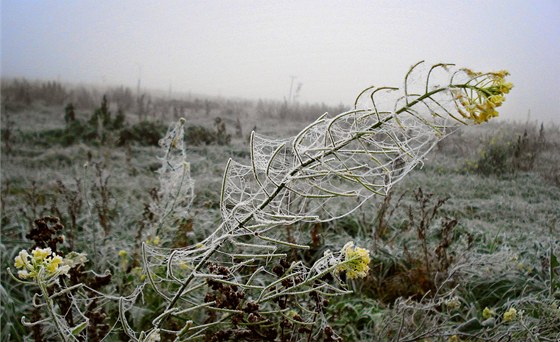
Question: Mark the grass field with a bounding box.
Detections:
[1,77,559,341]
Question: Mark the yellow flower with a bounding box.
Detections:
[118,250,128,257]
[287,310,298,318]
[448,335,460,342]
[337,242,371,279]
[45,261,58,274]
[45,255,63,274]
[488,95,505,106]
[14,250,30,269]
[147,236,161,246]
[453,69,512,124]
[503,307,517,322]
[13,248,71,280]
[32,247,52,262]
[132,267,147,281]
[497,80,513,94]
[482,307,494,319]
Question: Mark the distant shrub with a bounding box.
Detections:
[64,103,76,124]
[27,120,95,146]
[184,125,216,145]
[512,127,544,171]
[184,119,231,146]
[118,121,167,146]
[465,137,514,176]
[213,117,231,145]
[88,95,112,128]
[466,127,546,176]
[112,109,126,131]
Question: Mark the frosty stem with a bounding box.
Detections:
[38,279,71,342]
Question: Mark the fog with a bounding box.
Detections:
[2,0,559,123]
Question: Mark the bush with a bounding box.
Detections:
[465,137,514,176]
[184,125,217,145]
[465,127,546,177]
[118,121,167,146]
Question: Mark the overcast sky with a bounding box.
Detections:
[2,0,559,123]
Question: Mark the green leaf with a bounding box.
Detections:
[71,321,88,336]
[457,318,482,332]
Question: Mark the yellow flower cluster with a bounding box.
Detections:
[482,307,495,319]
[14,247,70,280]
[454,70,513,124]
[146,236,161,246]
[503,307,517,322]
[336,242,371,279]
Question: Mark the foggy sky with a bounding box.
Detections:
[2,0,559,123]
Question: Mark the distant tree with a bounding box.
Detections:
[64,103,76,124]
[89,95,111,127]
[235,117,243,138]
[112,108,126,130]
[1,106,14,155]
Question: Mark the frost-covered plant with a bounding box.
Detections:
[148,117,194,240]
[8,248,90,341]
[116,61,512,341]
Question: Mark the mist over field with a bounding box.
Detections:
[1,1,559,341]
[2,0,559,123]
